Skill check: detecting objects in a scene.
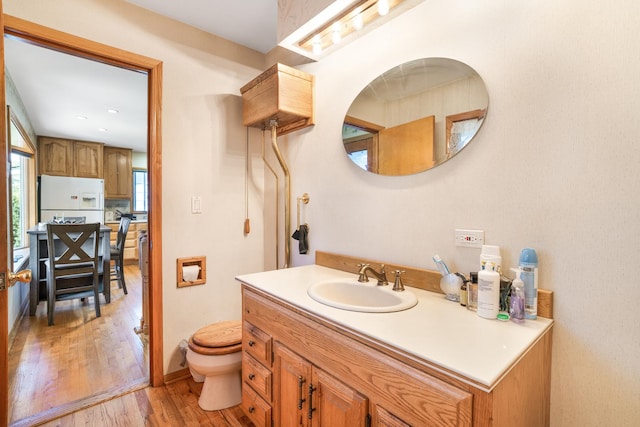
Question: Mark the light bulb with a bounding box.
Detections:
[378,0,389,16]
[312,35,322,55]
[353,13,363,30]
[332,22,342,44]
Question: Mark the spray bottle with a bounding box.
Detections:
[509,268,525,323]
[519,248,539,319]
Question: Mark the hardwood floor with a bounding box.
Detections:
[8,265,149,425]
[36,378,253,426]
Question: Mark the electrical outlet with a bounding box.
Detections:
[455,229,484,248]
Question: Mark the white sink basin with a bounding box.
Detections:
[307,278,418,313]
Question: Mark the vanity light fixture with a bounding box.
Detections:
[279,0,424,60]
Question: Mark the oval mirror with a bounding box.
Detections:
[342,58,488,176]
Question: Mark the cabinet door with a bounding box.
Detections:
[104,147,132,198]
[274,342,311,426]
[39,137,73,176]
[73,141,103,178]
[372,405,411,427]
[311,368,368,427]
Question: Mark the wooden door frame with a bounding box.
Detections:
[1,14,164,424]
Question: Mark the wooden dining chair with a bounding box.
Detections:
[110,216,132,294]
[45,223,101,326]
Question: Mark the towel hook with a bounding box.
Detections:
[297,193,309,229]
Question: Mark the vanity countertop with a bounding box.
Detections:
[236,264,554,391]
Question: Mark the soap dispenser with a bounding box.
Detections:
[509,268,525,323]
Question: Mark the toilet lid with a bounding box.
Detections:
[189,320,242,355]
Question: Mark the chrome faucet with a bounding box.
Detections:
[392,270,406,292]
[357,263,388,286]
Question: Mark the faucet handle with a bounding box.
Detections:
[392,270,406,292]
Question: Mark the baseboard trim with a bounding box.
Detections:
[164,367,191,385]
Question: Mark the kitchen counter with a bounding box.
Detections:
[236,264,554,391]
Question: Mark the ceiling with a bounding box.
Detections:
[5,1,279,153]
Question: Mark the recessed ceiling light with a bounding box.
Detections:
[98,128,108,132]
[76,115,88,120]
[107,109,119,114]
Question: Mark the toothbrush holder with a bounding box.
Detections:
[440,273,462,302]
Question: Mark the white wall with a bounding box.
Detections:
[4,0,268,374]
[284,0,639,425]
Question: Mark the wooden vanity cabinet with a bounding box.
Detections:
[274,342,368,426]
[242,286,473,427]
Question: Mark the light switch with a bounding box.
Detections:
[191,196,202,214]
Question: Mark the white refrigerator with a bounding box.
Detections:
[39,175,105,224]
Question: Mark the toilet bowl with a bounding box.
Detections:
[186,320,243,411]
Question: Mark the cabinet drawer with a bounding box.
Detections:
[242,353,272,402]
[242,382,271,427]
[243,321,272,367]
[123,247,137,260]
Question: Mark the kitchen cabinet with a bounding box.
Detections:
[73,140,103,178]
[38,137,103,178]
[107,221,147,264]
[241,287,473,427]
[103,146,132,199]
[39,137,73,176]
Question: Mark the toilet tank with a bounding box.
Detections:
[240,63,315,136]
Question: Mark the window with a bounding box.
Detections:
[11,153,30,248]
[133,169,148,212]
[8,106,36,250]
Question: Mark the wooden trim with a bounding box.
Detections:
[316,250,442,294]
[7,378,149,427]
[344,115,385,132]
[1,6,9,425]
[3,12,165,408]
[315,251,554,319]
[164,367,191,385]
[147,59,164,388]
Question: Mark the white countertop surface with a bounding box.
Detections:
[236,264,554,391]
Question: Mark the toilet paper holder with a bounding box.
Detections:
[177,256,206,287]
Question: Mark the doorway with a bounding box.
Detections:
[1,15,163,425]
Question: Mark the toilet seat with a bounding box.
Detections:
[188,320,242,356]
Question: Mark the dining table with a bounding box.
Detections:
[26,224,112,316]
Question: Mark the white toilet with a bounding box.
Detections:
[186,320,243,411]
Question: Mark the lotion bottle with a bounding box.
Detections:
[477,261,500,319]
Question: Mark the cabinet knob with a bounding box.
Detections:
[248,373,255,380]
[248,406,255,413]
[248,340,255,347]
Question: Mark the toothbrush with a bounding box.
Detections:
[432,254,451,276]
